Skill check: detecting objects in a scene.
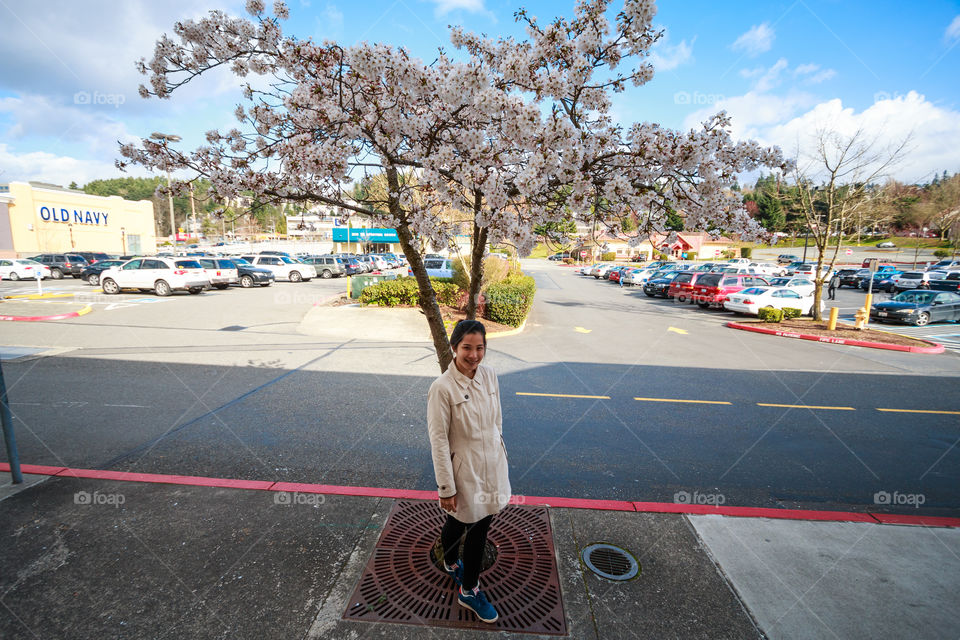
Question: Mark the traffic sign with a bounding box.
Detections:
[845,249,852,255]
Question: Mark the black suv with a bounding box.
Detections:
[75,251,112,264]
[29,253,89,279]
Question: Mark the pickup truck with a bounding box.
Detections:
[929,272,960,292]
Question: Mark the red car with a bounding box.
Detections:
[693,273,769,308]
[667,271,705,303]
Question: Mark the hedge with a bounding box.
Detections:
[485,275,536,327]
[740,247,752,259]
[359,276,459,307]
[601,251,617,261]
[758,307,783,323]
[782,307,802,319]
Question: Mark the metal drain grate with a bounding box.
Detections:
[343,500,566,635]
[581,543,639,581]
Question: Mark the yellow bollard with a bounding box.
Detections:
[863,292,872,327]
[828,306,839,331]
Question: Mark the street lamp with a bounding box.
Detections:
[68,223,74,250]
[150,132,182,249]
[121,227,126,255]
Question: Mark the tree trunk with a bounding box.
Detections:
[466,200,488,320]
[385,166,452,373]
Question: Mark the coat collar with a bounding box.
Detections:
[449,359,481,389]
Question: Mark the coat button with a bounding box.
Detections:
[464,394,469,399]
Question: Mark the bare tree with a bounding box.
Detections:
[789,128,909,320]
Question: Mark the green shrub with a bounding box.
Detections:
[782,307,802,319]
[360,276,460,307]
[740,247,752,259]
[658,251,671,260]
[601,251,617,262]
[758,307,783,323]
[686,251,697,260]
[485,275,536,327]
[451,255,511,292]
[934,249,951,258]
[721,249,736,259]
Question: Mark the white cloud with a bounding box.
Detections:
[0,143,150,186]
[731,23,774,57]
[316,2,344,36]
[752,58,789,93]
[428,0,487,16]
[946,15,960,41]
[649,33,695,72]
[793,63,836,85]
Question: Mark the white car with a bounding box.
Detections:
[197,258,239,289]
[407,258,453,278]
[244,255,316,282]
[621,268,659,286]
[100,257,209,296]
[724,286,823,316]
[726,258,752,266]
[0,258,51,280]
[748,262,786,276]
[895,270,946,291]
[764,276,816,297]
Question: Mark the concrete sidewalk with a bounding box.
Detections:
[1,473,957,639]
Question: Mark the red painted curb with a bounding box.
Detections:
[726,321,945,354]
[0,310,83,322]
[2,463,958,527]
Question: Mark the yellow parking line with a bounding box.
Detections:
[516,392,610,400]
[634,397,732,405]
[757,403,855,411]
[876,408,960,416]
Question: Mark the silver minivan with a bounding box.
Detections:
[304,255,346,278]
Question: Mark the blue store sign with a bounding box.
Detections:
[39,205,109,226]
[332,227,398,242]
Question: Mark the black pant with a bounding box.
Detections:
[440,513,494,591]
[828,286,836,300]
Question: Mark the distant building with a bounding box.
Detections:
[0,181,157,258]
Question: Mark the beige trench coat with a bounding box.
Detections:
[427,361,511,523]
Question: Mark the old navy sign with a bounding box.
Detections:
[39,206,109,226]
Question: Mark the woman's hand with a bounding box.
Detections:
[439,494,458,512]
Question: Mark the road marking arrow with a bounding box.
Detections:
[574,327,592,333]
[667,327,688,335]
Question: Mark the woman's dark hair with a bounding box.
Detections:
[450,319,486,349]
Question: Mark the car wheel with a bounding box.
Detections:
[289,270,302,282]
[320,269,332,279]
[154,280,172,297]
[697,302,710,309]
[188,287,203,295]
[87,274,100,286]
[259,283,271,287]
[644,292,655,297]
[9,272,19,281]
[240,275,254,288]
[72,274,80,279]
[102,278,120,295]
[677,295,686,303]
[914,312,930,327]
[51,268,64,279]
[214,283,229,290]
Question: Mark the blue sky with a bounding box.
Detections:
[1,0,958,187]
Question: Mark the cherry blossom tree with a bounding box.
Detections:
[119,0,789,371]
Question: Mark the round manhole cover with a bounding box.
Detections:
[430,536,498,573]
[581,543,639,581]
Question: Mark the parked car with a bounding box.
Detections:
[302,255,346,278]
[100,257,209,296]
[667,271,707,303]
[620,267,657,286]
[693,273,770,308]
[724,287,822,316]
[229,258,276,287]
[642,271,682,298]
[241,255,316,282]
[836,268,862,288]
[0,258,50,280]
[871,290,960,326]
[777,254,799,264]
[607,266,629,284]
[258,250,293,257]
[197,258,240,289]
[358,255,389,272]
[876,241,897,248]
[861,259,896,269]
[584,263,609,277]
[927,259,960,272]
[764,276,816,297]
[748,262,787,276]
[81,259,126,285]
[342,258,365,276]
[74,251,112,264]
[876,272,904,293]
[548,252,572,261]
[408,258,453,278]
[689,263,717,272]
[28,253,89,279]
[790,264,831,279]
[894,270,946,292]
[860,269,903,290]
[725,258,752,266]
[929,272,960,293]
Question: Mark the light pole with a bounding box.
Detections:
[68,223,74,250]
[121,227,126,255]
[150,132,182,249]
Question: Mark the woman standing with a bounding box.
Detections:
[427,320,511,624]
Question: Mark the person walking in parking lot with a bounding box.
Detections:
[827,271,839,300]
[427,320,511,624]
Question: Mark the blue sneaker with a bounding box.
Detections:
[458,585,498,623]
[444,560,463,586]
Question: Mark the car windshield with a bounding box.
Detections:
[769,278,789,286]
[175,260,203,269]
[16,259,41,265]
[893,291,936,304]
[739,287,768,295]
[231,257,250,264]
[901,272,924,279]
[280,256,299,264]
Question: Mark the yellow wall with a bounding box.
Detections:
[4,182,156,257]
